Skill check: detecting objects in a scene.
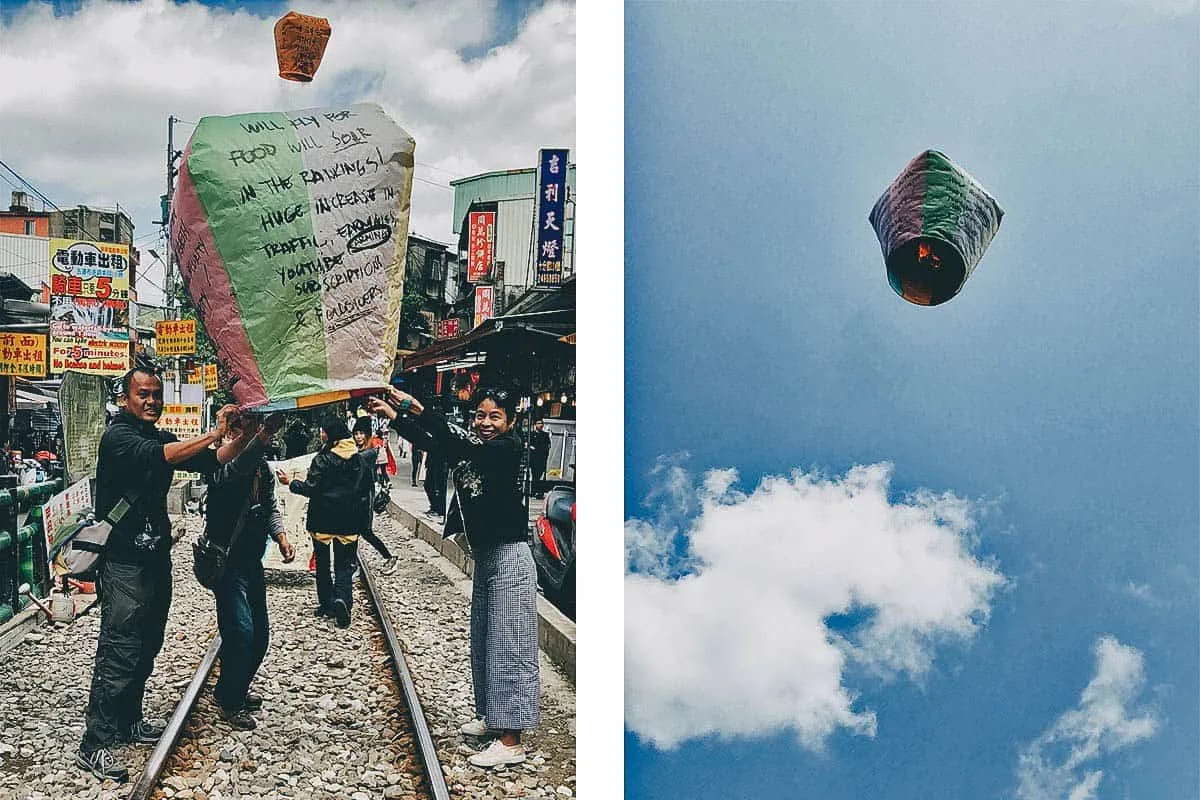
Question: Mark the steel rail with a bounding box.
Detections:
[361,563,451,800]
[127,635,221,800]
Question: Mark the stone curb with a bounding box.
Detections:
[386,500,577,684]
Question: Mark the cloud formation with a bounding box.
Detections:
[1015,636,1161,800]
[0,0,575,304]
[625,459,1005,750]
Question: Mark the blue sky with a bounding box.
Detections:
[625,2,1197,799]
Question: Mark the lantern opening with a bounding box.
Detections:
[886,236,966,307]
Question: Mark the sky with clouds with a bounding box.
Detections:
[0,0,574,306]
[625,2,1197,799]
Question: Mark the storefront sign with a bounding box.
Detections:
[204,363,218,392]
[49,298,130,376]
[474,285,495,328]
[435,318,460,340]
[0,333,47,378]
[534,148,569,288]
[160,404,203,439]
[43,478,93,572]
[49,238,131,300]
[467,211,495,283]
[156,319,197,355]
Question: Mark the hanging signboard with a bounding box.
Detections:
[435,318,460,340]
[534,148,569,288]
[58,370,109,479]
[473,285,494,329]
[49,296,130,376]
[49,238,131,300]
[0,333,47,378]
[156,319,197,355]
[160,404,204,439]
[204,363,218,392]
[467,211,495,283]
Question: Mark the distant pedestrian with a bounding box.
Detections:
[77,366,245,783]
[204,414,294,731]
[352,417,398,575]
[370,386,539,768]
[277,417,371,628]
[284,421,310,459]
[530,419,551,497]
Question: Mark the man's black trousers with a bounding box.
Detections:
[81,558,172,753]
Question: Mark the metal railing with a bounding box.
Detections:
[0,477,64,620]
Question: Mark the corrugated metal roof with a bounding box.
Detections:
[0,233,49,290]
[451,163,575,236]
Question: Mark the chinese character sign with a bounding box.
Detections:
[0,333,47,378]
[49,297,130,377]
[435,318,460,340]
[467,211,495,283]
[474,285,495,328]
[155,320,197,356]
[160,404,204,439]
[170,103,415,410]
[204,363,218,392]
[49,239,131,300]
[535,148,569,288]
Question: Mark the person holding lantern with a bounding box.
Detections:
[368,386,540,768]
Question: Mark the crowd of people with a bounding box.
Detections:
[74,366,544,782]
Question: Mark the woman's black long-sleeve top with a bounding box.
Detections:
[390,410,527,549]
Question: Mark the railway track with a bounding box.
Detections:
[126,565,449,800]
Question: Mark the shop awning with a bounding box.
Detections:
[401,309,575,371]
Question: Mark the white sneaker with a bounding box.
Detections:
[459,718,493,737]
[467,739,526,768]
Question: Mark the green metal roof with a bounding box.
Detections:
[451,163,575,236]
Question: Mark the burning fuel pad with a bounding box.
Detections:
[170,103,415,410]
[869,150,1003,306]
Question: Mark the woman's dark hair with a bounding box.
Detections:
[471,386,517,418]
[319,417,348,446]
[352,416,373,436]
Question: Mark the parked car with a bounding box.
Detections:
[532,483,575,620]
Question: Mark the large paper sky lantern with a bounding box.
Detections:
[170,103,415,410]
[869,150,1003,306]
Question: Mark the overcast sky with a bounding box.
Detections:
[626,1,1197,798]
[0,0,574,306]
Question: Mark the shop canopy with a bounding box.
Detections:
[401,309,575,372]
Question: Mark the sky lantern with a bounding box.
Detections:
[274,10,332,82]
[169,103,415,410]
[869,150,1003,306]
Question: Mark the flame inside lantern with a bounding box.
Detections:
[886,237,966,307]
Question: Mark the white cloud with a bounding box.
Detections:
[0,0,575,304]
[625,458,1005,750]
[1016,636,1161,800]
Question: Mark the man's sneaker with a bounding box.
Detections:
[123,718,165,744]
[332,598,351,628]
[314,604,334,617]
[467,739,526,768]
[380,556,399,575]
[218,705,257,731]
[242,692,263,711]
[459,717,498,737]
[75,747,129,782]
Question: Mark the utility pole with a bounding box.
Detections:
[164,115,183,403]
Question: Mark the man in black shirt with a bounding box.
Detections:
[76,367,244,783]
